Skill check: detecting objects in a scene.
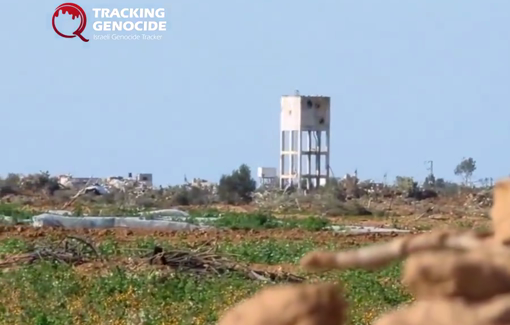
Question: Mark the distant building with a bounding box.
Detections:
[134,173,153,187]
[57,174,102,189]
[58,172,154,189]
[257,167,278,187]
[279,94,331,190]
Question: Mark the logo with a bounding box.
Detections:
[52,3,89,42]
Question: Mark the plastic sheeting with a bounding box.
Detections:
[114,218,204,230]
[0,216,31,225]
[26,208,410,234]
[328,225,410,234]
[46,210,73,216]
[43,209,191,219]
[32,213,210,230]
[141,209,190,218]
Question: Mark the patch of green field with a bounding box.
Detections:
[205,212,330,231]
[0,236,410,325]
[0,203,35,220]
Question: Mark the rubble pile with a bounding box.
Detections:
[466,190,493,208]
[218,178,510,325]
[252,190,307,212]
[186,178,218,193]
[0,172,492,219]
[57,174,151,196]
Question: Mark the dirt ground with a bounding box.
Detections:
[0,226,406,245]
[0,199,491,278]
[0,226,413,278]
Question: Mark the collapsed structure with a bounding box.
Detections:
[56,172,153,194]
[218,177,510,325]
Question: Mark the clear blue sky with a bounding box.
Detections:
[2,0,509,186]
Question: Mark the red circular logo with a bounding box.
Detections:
[52,3,89,42]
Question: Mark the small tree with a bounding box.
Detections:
[3,173,20,187]
[435,178,446,188]
[395,176,414,192]
[433,178,459,196]
[423,174,436,189]
[454,157,476,185]
[218,164,256,204]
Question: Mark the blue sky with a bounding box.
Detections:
[1,0,509,186]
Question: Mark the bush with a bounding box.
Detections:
[0,185,18,197]
[325,202,372,217]
[3,174,21,187]
[213,213,280,229]
[171,187,210,206]
[19,171,60,193]
[218,164,256,204]
[135,197,158,209]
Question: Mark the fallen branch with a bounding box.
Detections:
[147,245,305,283]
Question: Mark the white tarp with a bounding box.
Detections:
[32,213,210,230]
[33,214,116,228]
[27,208,409,234]
[141,209,190,218]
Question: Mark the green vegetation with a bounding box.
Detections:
[0,235,411,325]
[0,203,333,231]
[208,213,330,231]
[0,162,491,324]
[0,203,34,220]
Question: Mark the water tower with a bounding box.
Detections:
[279,94,331,190]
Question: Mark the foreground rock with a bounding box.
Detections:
[375,295,510,325]
[218,283,347,325]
